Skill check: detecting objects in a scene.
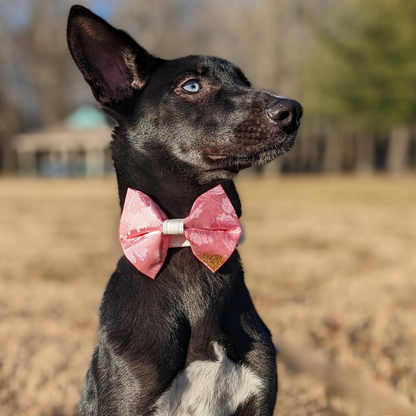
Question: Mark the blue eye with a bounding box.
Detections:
[182,81,201,93]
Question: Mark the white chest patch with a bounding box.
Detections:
[153,342,263,416]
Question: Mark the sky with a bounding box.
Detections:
[0,0,115,33]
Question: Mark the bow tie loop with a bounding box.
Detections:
[162,219,185,235]
[119,185,241,279]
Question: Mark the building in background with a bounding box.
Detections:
[12,106,114,177]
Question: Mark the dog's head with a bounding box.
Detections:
[67,6,302,210]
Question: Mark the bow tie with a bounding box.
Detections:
[119,185,242,279]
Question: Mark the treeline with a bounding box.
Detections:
[0,0,415,174]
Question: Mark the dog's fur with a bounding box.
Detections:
[67,6,302,415]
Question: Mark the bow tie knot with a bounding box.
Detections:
[162,218,185,235]
[119,185,242,279]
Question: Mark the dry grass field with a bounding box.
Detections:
[1,176,415,416]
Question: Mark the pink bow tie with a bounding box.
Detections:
[119,185,242,279]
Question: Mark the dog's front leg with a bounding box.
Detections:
[233,341,277,416]
[225,283,278,415]
[79,340,190,416]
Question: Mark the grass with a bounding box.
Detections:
[0,176,415,415]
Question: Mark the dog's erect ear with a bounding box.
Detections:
[67,5,157,117]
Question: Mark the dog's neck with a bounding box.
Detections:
[117,173,212,219]
[113,157,217,219]
[112,128,238,219]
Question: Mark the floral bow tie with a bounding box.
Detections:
[119,185,242,279]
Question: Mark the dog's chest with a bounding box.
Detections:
[153,342,263,416]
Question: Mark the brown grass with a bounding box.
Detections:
[1,176,415,415]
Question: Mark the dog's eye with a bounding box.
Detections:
[182,81,201,93]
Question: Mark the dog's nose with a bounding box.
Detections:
[266,99,303,134]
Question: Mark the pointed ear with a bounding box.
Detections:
[67,5,157,117]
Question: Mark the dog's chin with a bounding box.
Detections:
[206,131,297,174]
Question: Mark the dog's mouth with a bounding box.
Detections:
[207,154,228,160]
[205,130,298,172]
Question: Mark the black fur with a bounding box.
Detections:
[67,5,302,415]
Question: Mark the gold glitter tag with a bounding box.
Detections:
[200,254,224,271]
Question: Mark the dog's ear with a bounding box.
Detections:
[67,5,157,118]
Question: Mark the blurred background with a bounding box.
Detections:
[0,0,415,415]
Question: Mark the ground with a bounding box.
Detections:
[0,176,415,415]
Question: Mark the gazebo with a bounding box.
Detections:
[13,106,114,177]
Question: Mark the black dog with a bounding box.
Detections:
[67,5,302,415]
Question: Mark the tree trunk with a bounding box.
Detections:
[355,131,375,174]
[386,125,411,174]
[323,126,343,172]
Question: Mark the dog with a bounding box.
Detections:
[67,5,302,415]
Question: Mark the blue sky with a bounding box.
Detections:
[0,0,115,32]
